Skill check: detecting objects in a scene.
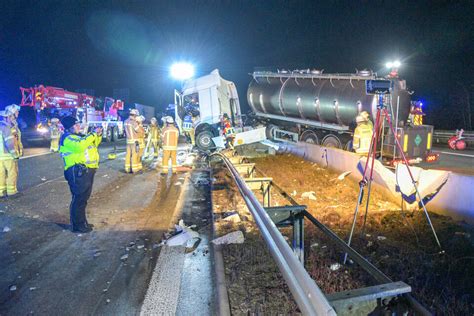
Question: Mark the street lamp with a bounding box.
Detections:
[170,62,195,81]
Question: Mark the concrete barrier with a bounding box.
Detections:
[278,142,474,224]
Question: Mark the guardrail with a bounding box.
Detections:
[212,152,337,316]
[433,130,474,144]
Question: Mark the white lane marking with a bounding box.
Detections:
[437,151,474,158]
[20,151,53,160]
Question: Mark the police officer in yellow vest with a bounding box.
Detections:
[59,116,102,233]
[149,117,161,158]
[50,118,62,152]
[124,109,141,173]
[353,115,373,155]
[0,110,19,198]
[161,116,179,174]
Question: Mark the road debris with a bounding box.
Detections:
[212,231,245,245]
[301,191,317,200]
[3,226,11,232]
[120,254,129,261]
[336,171,351,181]
[330,263,342,271]
[9,285,17,291]
[377,236,387,241]
[223,213,241,223]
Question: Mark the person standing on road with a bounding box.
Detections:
[5,104,23,157]
[135,115,146,171]
[49,118,62,152]
[0,110,20,198]
[161,116,179,174]
[149,117,161,158]
[124,109,141,173]
[59,116,102,233]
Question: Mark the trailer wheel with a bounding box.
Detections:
[322,134,342,148]
[112,127,119,142]
[105,128,113,142]
[265,124,277,140]
[344,139,353,151]
[300,130,319,144]
[196,130,215,151]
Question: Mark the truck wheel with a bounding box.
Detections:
[322,134,342,148]
[300,130,319,144]
[105,128,113,142]
[344,139,353,151]
[196,130,215,151]
[265,124,277,140]
[112,127,119,142]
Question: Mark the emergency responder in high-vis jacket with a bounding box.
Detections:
[59,116,102,233]
[5,104,23,157]
[353,115,373,155]
[222,113,235,149]
[182,114,196,146]
[49,118,62,152]
[149,117,161,158]
[136,115,146,169]
[0,111,19,198]
[124,109,141,173]
[161,116,179,174]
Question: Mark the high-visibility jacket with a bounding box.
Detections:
[136,124,146,148]
[353,123,373,154]
[11,121,23,156]
[0,121,17,161]
[50,124,61,139]
[124,118,140,144]
[162,125,179,150]
[149,125,161,141]
[59,132,102,170]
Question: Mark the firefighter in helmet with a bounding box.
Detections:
[408,102,424,126]
[49,118,62,152]
[161,116,179,174]
[0,110,20,198]
[124,109,141,173]
[135,115,146,169]
[149,117,161,158]
[353,115,373,155]
[360,111,373,130]
[5,104,23,157]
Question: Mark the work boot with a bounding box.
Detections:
[72,226,93,233]
[8,192,22,199]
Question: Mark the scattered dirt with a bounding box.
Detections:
[212,154,474,315]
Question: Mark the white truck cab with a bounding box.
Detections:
[174,69,242,150]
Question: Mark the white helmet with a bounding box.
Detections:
[150,117,157,123]
[0,111,8,117]
[166,116,174,124]
[130,109,139,116]
[136,115,145,123]
[5,104,20,116]
[51,118,60,123]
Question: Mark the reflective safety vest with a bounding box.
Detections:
[353,123,373,154]
[10,121,23,156]
[136,125,146,149]
[124,118,140,144]
[0,121,17,161]
[149,125,161,141]
[59,132,102,170]
[162,125,179,150]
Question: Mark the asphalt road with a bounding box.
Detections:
[421,145,474,175]
[0,139,189,315]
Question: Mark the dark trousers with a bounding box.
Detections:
[64,165,96,230]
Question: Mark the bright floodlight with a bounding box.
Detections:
[170,62,195,80]
[386,62,393,69]
[393,60,401,68]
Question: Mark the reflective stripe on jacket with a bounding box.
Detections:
[162,125,179,150]
[0,121,17,160]
[59,132,102,170]
[124,118,139,144]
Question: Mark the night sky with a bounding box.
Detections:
[1,0,473,129]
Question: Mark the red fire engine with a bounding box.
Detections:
[20,85,125,142]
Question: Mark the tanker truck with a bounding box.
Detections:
[174,69,434,162]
